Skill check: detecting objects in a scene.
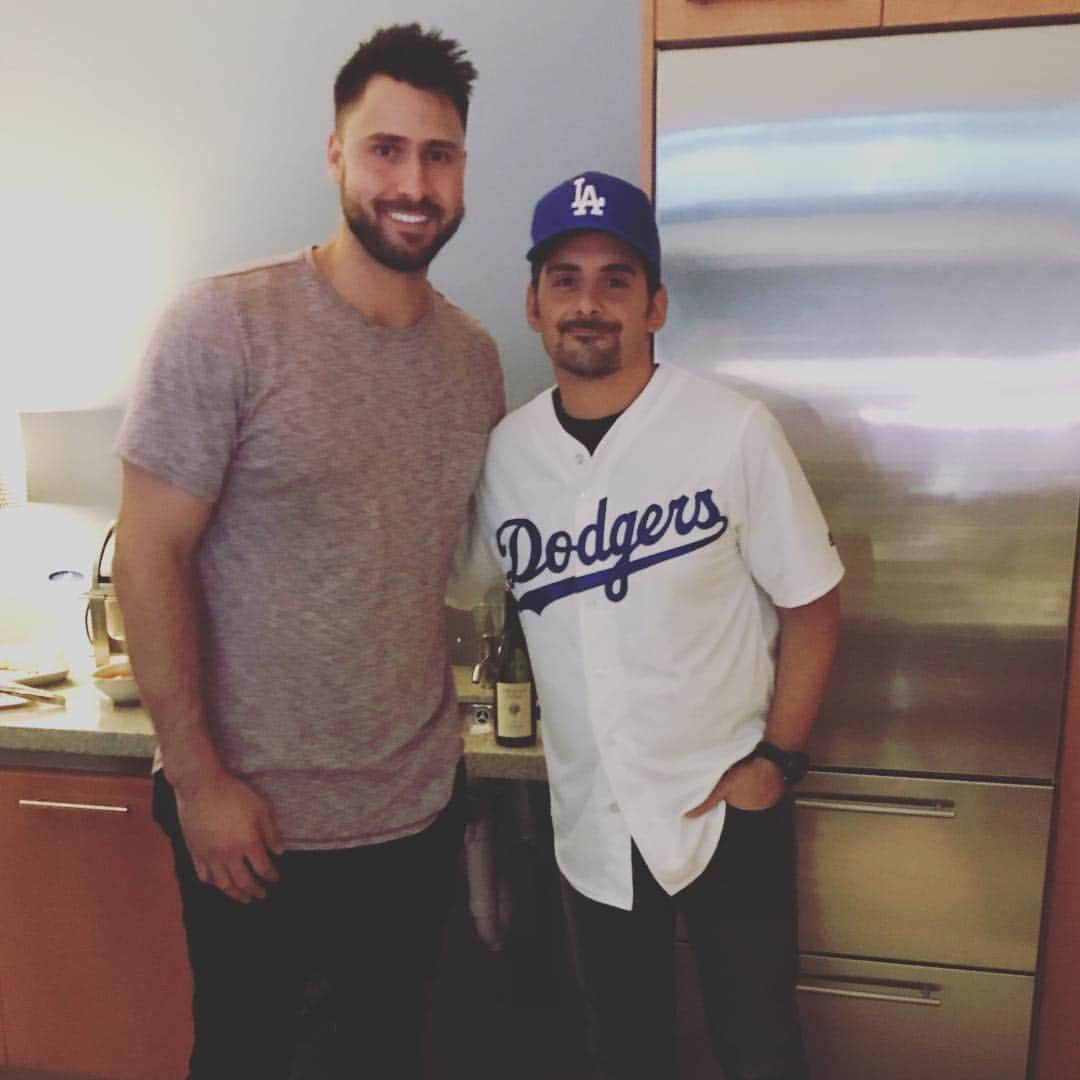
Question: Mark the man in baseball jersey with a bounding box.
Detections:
[472,172,842,1080]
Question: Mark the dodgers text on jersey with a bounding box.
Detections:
[496,490,728,614]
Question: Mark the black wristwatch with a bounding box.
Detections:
[751,740,810,787]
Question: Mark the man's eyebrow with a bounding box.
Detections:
[544,260,638,275]
[364,133,462,150]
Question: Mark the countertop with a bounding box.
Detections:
[0,666,547,781]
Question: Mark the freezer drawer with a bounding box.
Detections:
[798,955,1034,1080]
[675,947,1034,1080]
[796,772,1052,971]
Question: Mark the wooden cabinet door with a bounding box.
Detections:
[0,769,192,1080]
[885,1,1080,24]
[655,0,882,42]
[0,970,7,1067]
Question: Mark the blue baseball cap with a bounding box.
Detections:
[527,171,661,273]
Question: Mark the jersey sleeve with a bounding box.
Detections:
[114,282,245,503]
[733,402,844,608]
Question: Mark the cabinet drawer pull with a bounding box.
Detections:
[797,983,942,1007]
[795,794,955,819]
[17,798,130,814]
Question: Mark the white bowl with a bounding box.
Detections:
[92,661,141,705]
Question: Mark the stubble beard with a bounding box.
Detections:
[551,322,623,380]
[342,191,464,274]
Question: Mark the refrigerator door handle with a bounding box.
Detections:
[795,794,956,819]
[797,981,943,1008]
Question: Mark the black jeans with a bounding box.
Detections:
[153,766,465,1080]
[565,799,807,1080]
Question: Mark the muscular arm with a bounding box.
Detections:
[113,462,282,900]
[686,585,840,817]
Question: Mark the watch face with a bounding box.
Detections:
[756,741,809,785]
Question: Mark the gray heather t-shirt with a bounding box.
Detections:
[116,250,504,848]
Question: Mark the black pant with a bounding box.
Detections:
[565,799,807,1080]
[153,767,464,1080]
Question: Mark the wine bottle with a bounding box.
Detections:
[495,588,538,747]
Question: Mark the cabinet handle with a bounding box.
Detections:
[795,794,955,819]
[797,982,942,1007]
[17,798,130,815]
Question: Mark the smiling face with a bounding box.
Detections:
[527,231,667,382]
[329,74,466,274]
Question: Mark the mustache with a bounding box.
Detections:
[375,197,444,218]
[558,318,621,335]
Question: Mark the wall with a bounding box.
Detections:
[0,0,642,648]
[2,0,644,508]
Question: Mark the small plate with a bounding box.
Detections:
[0,649,69,688]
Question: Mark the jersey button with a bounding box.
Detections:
[574,453,586,465]
[608,802,620,813]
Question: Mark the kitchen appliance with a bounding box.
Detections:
[84,522,125,667]
[656,23,1080,1079]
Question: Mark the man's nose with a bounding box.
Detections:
[576,281,603,317]
[396,152,427,203]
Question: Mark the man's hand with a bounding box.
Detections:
[173,773,284,903]
[684,756,785,819]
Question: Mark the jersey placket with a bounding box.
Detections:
[568,444,637,900]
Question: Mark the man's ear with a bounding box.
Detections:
[646,284,669,334]
[525,283,542,332]
[327,129,344,184]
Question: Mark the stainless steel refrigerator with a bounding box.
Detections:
[655,23,1080,1080]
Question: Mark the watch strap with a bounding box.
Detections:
[752,739,810,786]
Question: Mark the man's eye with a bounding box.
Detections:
[372,143,397,158]
[426,148,453,164]
[552,275,576,288]
[607,276,630,288]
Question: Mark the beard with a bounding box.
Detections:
[551,318,623,379]
[342,191,464,274]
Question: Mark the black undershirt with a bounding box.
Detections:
[552,389,624,455]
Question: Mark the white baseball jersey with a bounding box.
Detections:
[475,363,844,909]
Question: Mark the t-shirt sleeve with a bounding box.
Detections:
[114,282,245,502]
[733,402,844,608]
[482,333,507,433]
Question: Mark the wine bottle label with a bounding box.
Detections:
[496,682,534,739]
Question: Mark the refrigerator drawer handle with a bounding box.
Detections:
[17,798,130,815]
[797,983,942,1007]
[795,795,955,819]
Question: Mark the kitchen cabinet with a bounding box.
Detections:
[885,0,1080,25]
[653,0,1080,47]
[0,768,191,1080]
[655,0,882,42]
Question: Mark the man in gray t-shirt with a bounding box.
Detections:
[113,24,504,1079]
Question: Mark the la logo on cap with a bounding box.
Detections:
[570,176,606,218]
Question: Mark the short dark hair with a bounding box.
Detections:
[528,233,662,298]
[334,23,477,130]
